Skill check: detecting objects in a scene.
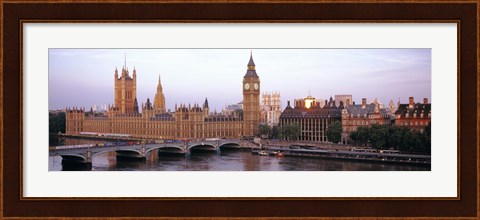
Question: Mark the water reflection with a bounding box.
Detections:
[50,149,429,171]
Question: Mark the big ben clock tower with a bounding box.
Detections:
[242,52,261,137]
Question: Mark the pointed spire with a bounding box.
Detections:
[248,50,256,67]
[156,74,163,93]
[203,97,209,108]
[124,53,127,69]
[244,51,259,78]
[133,98,139,113]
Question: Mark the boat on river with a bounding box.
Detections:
[258,150,269,156]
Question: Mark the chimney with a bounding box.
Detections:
[362,98,366,109]
[409,97,414,108]
[423,98,428,104]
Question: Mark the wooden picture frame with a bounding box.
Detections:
[1,1,478,219]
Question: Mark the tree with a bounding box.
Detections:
[348,123,431,154]
[258,124,271,138]
[421,122,432,154]
[326,121,342,143]
[49,112,66,133]
[289,124,300,141]
[271,125,280,139]
[386,126,403,151]
[280,123,300,141]
[369,124,388,149]
[355,126,370,146]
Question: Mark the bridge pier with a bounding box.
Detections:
[60,150,93,171]
[141,145,146,157]
[86,149,92,163]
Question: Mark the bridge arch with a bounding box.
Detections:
[187,143,217,152]
[115,149,145,159]
[146,145,186,154]
[60,154,88,163]
[218,142,241,149]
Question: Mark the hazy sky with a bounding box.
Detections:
[49,49,431,111]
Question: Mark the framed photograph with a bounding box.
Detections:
[2,1,478,219]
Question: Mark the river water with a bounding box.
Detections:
[49,135,429,171]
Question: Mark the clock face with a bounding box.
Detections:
[244,83,250,90]
[254,83,259,90]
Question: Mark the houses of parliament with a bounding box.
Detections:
[66,53,261,140]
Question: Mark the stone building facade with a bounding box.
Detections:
[261,92,281,126]
[334,94,353,107]
[279,96,342,142]
[242,53,261,137]
[114,64,137,114]
[66,53,260,140]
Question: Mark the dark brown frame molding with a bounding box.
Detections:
[1,1,478,219]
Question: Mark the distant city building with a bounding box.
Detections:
[261,91,281,126]
[223,101,243,115]
[369,99,385,109]
[388,99,397,113]
[341,98,393,144]
[334,94,353,107]
[49,109,66,115]
[279,95,342,142]
[394,97,431,132]
[66,53,262,139]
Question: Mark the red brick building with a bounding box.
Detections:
[394,97,431,132]
[341,98,392,144]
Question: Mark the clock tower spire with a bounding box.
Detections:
[242,51,261,137]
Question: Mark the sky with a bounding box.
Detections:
[49,49,431,112]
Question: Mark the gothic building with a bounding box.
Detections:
[66,53,261,140]
[242,52,261,137]
[114,58,137,114]
[261,92,281,126]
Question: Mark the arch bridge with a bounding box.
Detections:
[50,139,240,165]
